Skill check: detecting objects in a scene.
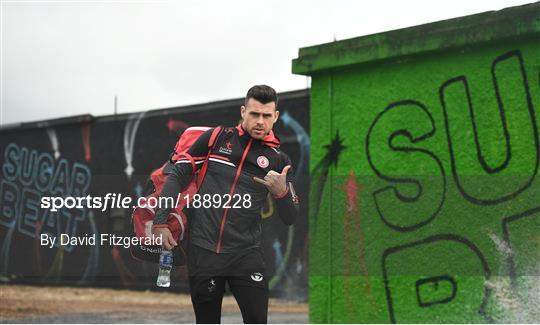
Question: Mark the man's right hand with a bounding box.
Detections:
[152,226,178,250]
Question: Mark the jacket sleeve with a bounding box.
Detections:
[153,128,215,225]
[273,154,300,226]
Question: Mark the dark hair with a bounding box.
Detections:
[245,85,278,108]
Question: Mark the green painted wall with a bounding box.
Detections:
[294,3,540,323]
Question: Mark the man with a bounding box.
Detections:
[152,85,299,323]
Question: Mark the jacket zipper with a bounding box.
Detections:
[215,138,253,253]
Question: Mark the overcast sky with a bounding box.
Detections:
[0,0,534,126]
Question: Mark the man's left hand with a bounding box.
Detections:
[253,165,290,197]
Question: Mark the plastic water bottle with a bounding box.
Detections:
[156,249,173,287]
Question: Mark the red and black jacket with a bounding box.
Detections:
[153,125,299,254]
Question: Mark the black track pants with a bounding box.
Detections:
[190,275,269,323]
[188,245,269,324]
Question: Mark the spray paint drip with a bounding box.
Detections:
[46,128,60,159]
[123,111,146,179]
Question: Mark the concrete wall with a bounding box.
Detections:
[293,4,539,323]
[0,90,309,300]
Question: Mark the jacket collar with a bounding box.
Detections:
[236,124,280,148]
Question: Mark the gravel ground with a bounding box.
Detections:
[0,285,308,324]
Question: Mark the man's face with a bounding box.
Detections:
[240,98,279,140]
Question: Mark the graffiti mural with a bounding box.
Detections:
[0,90,309,299]
[301,14,539,323]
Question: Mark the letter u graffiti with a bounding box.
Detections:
[440,50,539,205]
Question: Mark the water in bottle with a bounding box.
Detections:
[156,249,173,287]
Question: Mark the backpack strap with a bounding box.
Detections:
[208,126,223,148]
[196,126,223,187]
